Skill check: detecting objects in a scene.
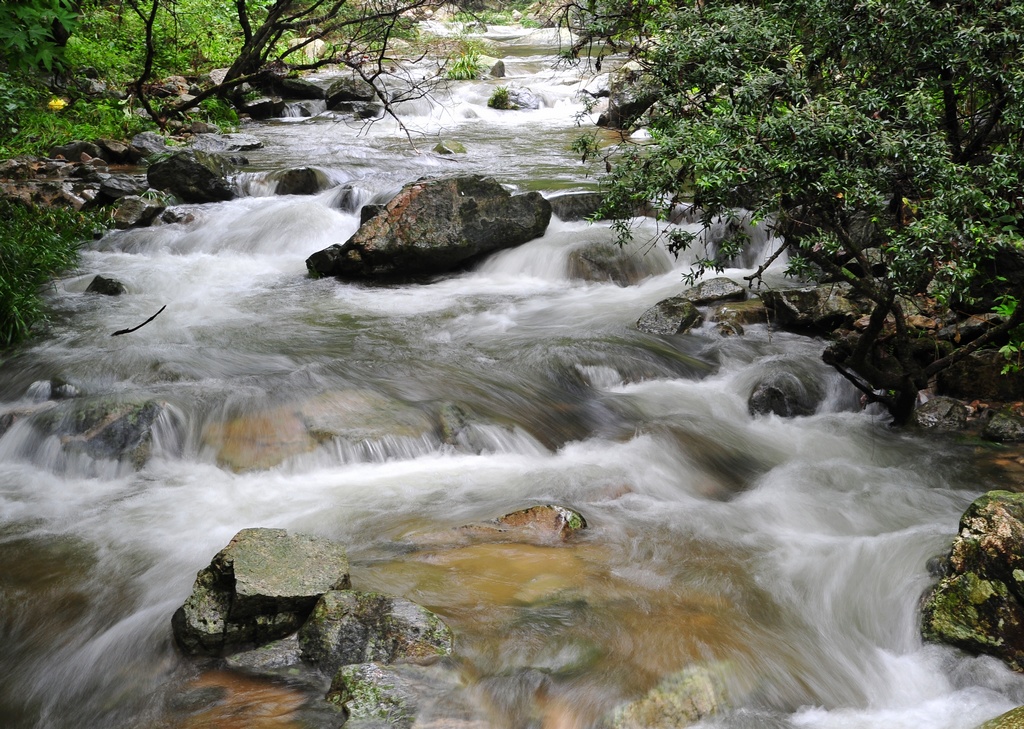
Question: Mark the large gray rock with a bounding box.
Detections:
[172,528,351,655]
[636,296,704,335]
[147,150,237,203]
[983,410,1024,443]
[272,77,326,100]
[306,175,551,279]
[99,173,149,200]
[682,277,746,305]
[236,95,286,119]
[326,76,377,108]
[604,63,660,129]
[912,397,969,432]
[921,491,1024,671]
[938,351,1024,402]
[761,283,862,333]
[112,194,165,228]
[130,131,170,159]
[548,191,605,222]
[189,133,264,153]
[298,590,453,676]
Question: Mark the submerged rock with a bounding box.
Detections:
[268,167,332,195]
[921,491,1024,671]
[748,371,820,418]
[568,240,671,286]
[172,528,351,655]
[298,590,454,676]
[306,175,551,279]
[610,663,730,729]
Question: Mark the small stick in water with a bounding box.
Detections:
[112,305,167,336]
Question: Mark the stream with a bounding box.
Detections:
[2,23,1023,729]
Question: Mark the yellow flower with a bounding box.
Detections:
[48,97,67,111]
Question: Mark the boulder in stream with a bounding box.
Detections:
[912,396,969,432]
[568,240,671,286]
[636,296,704,336]
[921,491,1024,671]
[306,175,552,279]
[682,277,746,306]
[298,589,454,676]
[761,283,862,333]
[146,150,237,203]
[977,706,1024,729]
[748,371,820,418]
[610,662,730,729]
[32,397,168,467]
[268,167,332,195]
[172,528,351,655]
[983,409,1024,443]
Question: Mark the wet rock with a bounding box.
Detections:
[112,195,166,228]
[489,59,506,78]
[475,505,586,542]
[33,397,166,467]
[130,131,170,159]
[85,275,127,296]
[49,140,103,161]
[237,95,286,119]
[604,62,660,130]
[921,491,1024,671]
[360,203,384,224]
[224,634,304,674]
[189,133,264,153]
[326,76,377,108]
[327,663,415,726]
[202,408,318,471]
[299,390,434,443]
[306,175,551,279]
[147,150,237,203]
[269,167,332,195]
[748,371,820,418]
[95,138,132,163]
[636,297,704,335]
[977,706,1024,729]
[172,528,351,656]
[298,590,453,675]
[983,410,1024,443]
[610,663,729,729]
[713,299,767,329]
[504,86,540,110]
[761,283,862,333]
[912,396,969,432]
[99,173,149,200]
[272,76,326,100]
[548,191,605,222]
[568,240,672,286]
[936,313,1002,344]
[682,277,746,305]
[938,351,1024,402]
[432,140,466,155]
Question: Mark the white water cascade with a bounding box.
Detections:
[1,23,1022,729]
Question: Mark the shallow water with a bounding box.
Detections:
[1,23,1023,729]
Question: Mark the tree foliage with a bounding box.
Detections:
[0,0,79,72]
[571,0,1024,422]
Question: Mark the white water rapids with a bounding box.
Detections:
[1,24,1023,729]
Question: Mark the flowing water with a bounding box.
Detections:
[2,24,1023,729]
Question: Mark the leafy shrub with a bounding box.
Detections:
[487,85,512,109]
[0,200,100,349]
[446,50,483,81]
[0,0,79,72]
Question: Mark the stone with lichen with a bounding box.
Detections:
[921,491,1024,671]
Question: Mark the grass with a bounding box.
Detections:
[0,199,102,349]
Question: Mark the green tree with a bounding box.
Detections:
[571,0,1024,423]
[0,0,79,72]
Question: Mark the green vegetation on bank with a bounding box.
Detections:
[0,200,102,348]
[572,0,1024,422]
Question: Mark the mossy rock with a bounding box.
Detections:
[977,706,1024,729]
